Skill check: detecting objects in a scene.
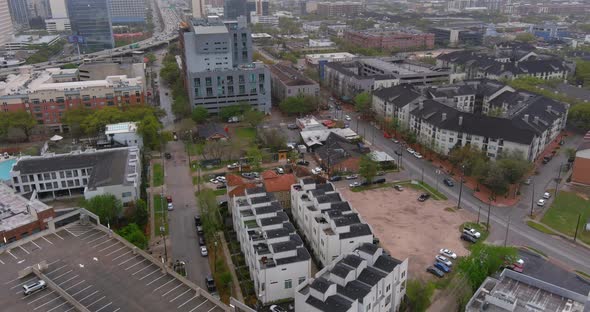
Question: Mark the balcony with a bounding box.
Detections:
[244,219,259,229]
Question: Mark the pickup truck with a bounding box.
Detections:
[463,227,481,238]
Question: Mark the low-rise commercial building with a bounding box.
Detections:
[429,26,483,47]
[296,243,408,312]
[344,29,434,51]
[305,53,357,66]
[270,63,319,101]
[3,35,61,51]
[231,186,311,304]
[9,147,141,204]
[571,138,590,186]
[102,122,143,149]
[0,183,55,245]
[290,178,374,267]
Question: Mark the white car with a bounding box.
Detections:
[269,305,286,312]
[537,199,546,206]
[463,227,481,238]
[349,182,361,188]
[543,192,551,199]
[209,179,218,184]
[413,152,423,159]
[276,167,284,174]
[167,203,174,211]
[216,176,226,183]
[435,255,452,267]
[312,167,323,175]
[200,246,208,256]
[406,148,415,154]
[227,163,239,169]
[439,249,457,259]
[345,115,351,121]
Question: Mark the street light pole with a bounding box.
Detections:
[457,165,465,209]
[486,195,492,229]
[504,214,511,247]
[554,162,564,199]
[477,206,481,224]
[530,179,535,217]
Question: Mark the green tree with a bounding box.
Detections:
[10,111,38,141]
[60,63,78,69]
[197,189,222,241]
[243,109,265,128]
[145,52,157,64]
[81,195,123,226]
[457,244,517,292]
[358,155,379,183]
[354,92,372,117]
[117,223,148,249]
[133,199,148,228]
[279,96,319,115]
[191,106,209,124]
[568,103,590,129]
[564,147,577,160]
[483,162,510,195]
[497,151,531,184]
[219,103,250,120]
[219,271,232,289]
[405,280,435,312]
[258,128,286,151]
[515,32,537,43]
[574,60,590,86]
[246,146,263,171]
[138,114,162,150]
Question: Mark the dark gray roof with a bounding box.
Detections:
[250,194,276,205]
[301,177,315,184]
[357,243,379,255]
[340,223,372,239]
[255,202,281,215]
[315,132,365,167]
[342,254,364,268]
[316,192,341,204]
[245,186,266,195]
[259,212,288,226]
[333,213,361,227]
[373,85,422,109]
[265,226,291,239]
[310,277,332,293]
[275,247,311,265]
[373,254,402,273]
[337,280,371,302]
[331,263,354,278]
[316,183,334,192]
[196,123,227,139]
[271,239,299,253]
[357,267,387,286]
[305,295,352,312]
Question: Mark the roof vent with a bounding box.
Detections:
[523,114,529,122]
[442,113,447,121]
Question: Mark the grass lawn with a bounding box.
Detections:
[235,127,256,142]
[540,191,590,244]
[153,195,168,235]
[526,221,557,235]
[152,163,164,187]
[399,180,448,200]
[213,189,227,196]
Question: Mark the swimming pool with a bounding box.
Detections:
[0,159,16,181]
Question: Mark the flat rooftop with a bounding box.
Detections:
[0,183,53,233]
[270,63,317,87]
[361,58,439,75]
[105,122,139,135]
[0,221,228,312]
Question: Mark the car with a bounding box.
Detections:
[413,152,423,159]
[434,261,451,273]
[376,171,385,176]
[227,162,239,169]
[460,233,477,243]
[406,148,415,154]
[23,280,47,296]
[443,178,454,187]
[312,167,323,175]
[275,167,284,174]
[392,139,399,144]
[173,131,178,141]
[197,226,204,235]
[218,201,228,208]
[439,249,457,259]
[166,196,173,203]
[200,246,208,256]
[329,176,342,182]
[373,178,386,184]
[394,185,404,191]
[349,182,361,188]
[418,193,430,202]
[164,152,172,159]
[543,192,551,199]
[205,275,216,292]
[270,305,287,312]
[194,215,201,226]
[345,174,359,180]
[216,184,227,189]
[463,227,481,238]
[426,266,444,278]
[394,150,402,156]
[297,160,310,166]
[209,178,219,184]
[537,199,546,206]
[216,176,226,183]
[523,178,531,185]
[435,255,452,267]
[167,203,174,211]
[345,115,351,121]
[287,123,298,130]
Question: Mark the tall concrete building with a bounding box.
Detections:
[110,0,147,24]
[191,0,205,18]
[66,0,114,52]
[0,0,14,47]
[27,0,51,19]
[224,0,248,20]
[8,0,30,29]
[48,0,67,18]
[181,16,271,114]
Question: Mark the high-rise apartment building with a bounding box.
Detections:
[110,0,147,24]
[66,0,114,52]
[181,16,271,114]
[48,0,67,18]
[0,0,14,47]
[191,0,205,18]
[8,0,30,29]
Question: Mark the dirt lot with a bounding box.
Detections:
[339,185,475,279]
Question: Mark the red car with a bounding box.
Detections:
[166,196,172,203]
[383,132,392,139]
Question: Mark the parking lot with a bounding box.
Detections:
[0,223,226,312]
[338,185,476,279]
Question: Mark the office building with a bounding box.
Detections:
[296,243,409,312]
[110,0,147,24]
[270,62,319,101]
[0,183,55,245]
[0,0,14,47]
[231,186,311,304]
[528,23,569,41]
[290,179,374,267]
[430,26,483,47]
[344,29,434,51]
[224,0,248,20]
[8,0,30,29]
[45,17,70,32]
[247,0,269,16]
[48,0,66,18]
[28,0,51,19]
[66,0,114,52]
[181,17,271,114]
[191,0,205,18]
[10,147,141,204]
[317,1,363,17]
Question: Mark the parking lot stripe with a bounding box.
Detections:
[46,301,68,312]
[52,270,73,281]
[26,290,56,304]
[71,285,92,296]
[87,235,107,244]
[177,295,196,308]
[117,255,138,266]
[94,302,112,312]
[162,284,182,297]
[81,231,103,241]
[146,274,165,286]
[91,238,113,249]
[189,299,208,312]
[78,290,99,302]
[10,277,37,289]
[33,295,60,310]
[42,237,54,245]
[64,228,78,237]
[111,250,131,261]
[152,278,175,292]
[112,308,120,312]
[53,232,64,240]
[132,264,154,276]
[98,242,120,252]
[124,258,146,270]
[46,264,67,276]
[0,258,4,264]
[77,228,96,238]
[86,296,105,308]
[169,289,191,303]
[31,240,42,250]
[139,269,161,281]
[19,245,30,254]
[207,307,218,312]
[57,275,79,285]
[64,307,76,312]
[48,259,61,266]
[64,280,85,291]
[105,246,126,257]
[7,250,17,259]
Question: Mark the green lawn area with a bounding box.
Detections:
[153,195,168,235]
[460,222,489,244]
[152,163,163,187]
[213,189,227,196]
[526,220,557,235]
[399,180,448,200]
[235,127,256,142]
[541,191,590,244]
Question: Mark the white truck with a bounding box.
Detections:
[463,227,481,238]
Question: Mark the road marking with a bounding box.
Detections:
[98,242,120,252]
[87,235,107,244]
[42,237,54,245]
[105,246,126,257]
[139,269,161,280]
[46,301,68,312]
[132,264,154,275]
[64,280,85,291]
[78,290,99,302]
[53,232,64,240]
[46,264,67,276]
[178,296,196,308]
[77,228,96,238]
[33,295,60,310]
[94,302,112,312]
[111,250,131,261]
[207,306,218,312]
[7,250,17,259]
[161,283,182,297]
[117,255,138,266]
[169,289,191,302]
[64,228,77,237]
[10,277,37,289]
[71,285,93,296]
[52,270,73,281]
[48,259,61,266]
[19,245,30,254]
[0,258,4,264]
[86,295,105,308]
[146,274,166,286]
[112,309,120,312]
[57,275,79,285]
[92,239,113,248]
[27,290,56,304]
[81,231,103,241]
[152,278,175,292]
[64,307,76,312]
[189,299,208,312]
[125,259,147,270]
[31,240,42,250]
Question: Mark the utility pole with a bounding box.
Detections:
[486,195,492,229]
[477,205,481,224]
[574,213,582,242]
[421,166,424,183]
[530,179,535,217]
[457,165,465,209]
[504,214,511,247]
[554,162,564,199]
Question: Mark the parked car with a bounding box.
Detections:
[199,236,205,246]
[173,131,178,141]
[200,246,208,256]
[329,176,342,182]
[537,199,546,206]
[376,171,385,176]
[345,174,359,180]
[394,185,404,191]
[434,261,451,273]
[164,152,172,159]
[218,201,228,208]
[463,227,481,238]
[418,193,430,202]
[523,178,531,185]
[205,275,216,292]
[197,226,204,235]
[167,203,174,211]
[209,178,219,184]
[227,163,239,169]
[435,255,452,267]
[460,233,477,243]
[23,280,47,296]
[349,182,361,188]
[166,196,173,203]
[543,192,551,199]
[443,178,454,187]
[287,124,298,130]
[413,152,423,159]
[275,167,284,174]
[426,266,444,278]
[394,150,402,156]
[216,184,227,190]
[439,249,457,259]
[391,139,399,144]
[194,215,201,226]
[406,148,415,154]
[373,178,386,184]
[297,160,310,166]
[270,305,287,312]
[311,167,323,175]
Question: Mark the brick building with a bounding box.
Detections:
[344,30,435,51]
[572,141,590,186]
[0,183,55,245]
[261,170,297,209]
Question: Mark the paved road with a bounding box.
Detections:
[164,141,211,288]
[347,113,590,273]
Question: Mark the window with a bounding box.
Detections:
[67,180,74,187]
[386,284,391,292]
[122,192,132,198]
[366,303,371,311]
[299,277,306,284]
[45,183,52,190]
[284,279,292,289]
[43,173,50,180]
[65,171,72,178]
[449,138,454,143]
[73,170,78,177]
[81,169,86,175]
[61,181,66,188]
[59,171,65,179]
[23,185,31,192]
[83,178,88,185]
[13,177,18,184]
[37,174,43,181]
[75,180,80,186]
[401,271,406,279]
[51,172,56,179]
[53,182,58,188]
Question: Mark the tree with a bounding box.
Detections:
[457,244,517,292]
[219,271,232,289]
[568,103,590,129]
[243,109,265,128]
[574,60,590,86]
[258,128,286,151]
[497,151,531,184]
[483,162,510,195]
[564,147,576,160]
[246,146,263,171]
[405,280,435,312]
[191,106,209,124]
[197,189,222,241]
[117,223,148,249]
[138,114,162,150]
[145,52,157,64]
[279,96,319,115]
[354,92,372,117]
[358,155,379,183]
[133,199,148,228]
[219,104,250,120]
[515,32,537,43]
[81,195,123,226]
[10,111,37,141]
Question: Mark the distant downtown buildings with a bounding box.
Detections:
[0,0,15,47]
[66,0,114,52]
